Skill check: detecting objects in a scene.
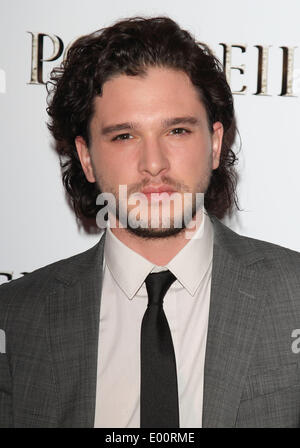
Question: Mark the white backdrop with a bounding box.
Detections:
[1,0,300,283]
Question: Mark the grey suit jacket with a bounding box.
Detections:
[1,214,300,428]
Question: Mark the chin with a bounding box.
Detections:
[126,225,185,239]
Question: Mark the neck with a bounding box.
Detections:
[109,211,204,266]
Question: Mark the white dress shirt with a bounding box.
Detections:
[94,210,214,428]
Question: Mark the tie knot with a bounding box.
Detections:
[145,270,176,306]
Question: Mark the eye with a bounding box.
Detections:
[169,128,191,136]
[111,133,133,142]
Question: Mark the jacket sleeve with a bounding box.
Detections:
[0,284,13,428]
[0,352,13,427]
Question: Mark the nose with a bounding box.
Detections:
[138,136,170,177]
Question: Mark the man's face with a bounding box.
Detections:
[76,66,223,237]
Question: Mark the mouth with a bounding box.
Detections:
[141,185,177,198]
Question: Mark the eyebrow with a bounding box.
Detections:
[100,116,201,136]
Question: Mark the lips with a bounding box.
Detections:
[141,185,177,195]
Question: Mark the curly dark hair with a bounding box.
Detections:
[47,16,240,222]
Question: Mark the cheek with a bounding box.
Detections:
[173,140,211,174]
[92,145,137,185]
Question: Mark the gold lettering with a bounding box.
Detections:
[220,43,247,94]
[254,45,272,96]
[27,32,64,85]
[280,46,297,97]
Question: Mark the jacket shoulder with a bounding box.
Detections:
[240,232,300,260]
[0,238,104,324]
[240,234,300,290]
[210,214,300,266]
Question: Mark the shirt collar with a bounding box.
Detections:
[104,209,213,299]
[166,210,213,295]
[104,226,154,299]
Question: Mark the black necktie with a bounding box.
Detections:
[140,270,180,428]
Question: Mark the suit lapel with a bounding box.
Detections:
[202,216,268,427]
[48,232,106,427]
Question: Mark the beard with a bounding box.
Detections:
[115,188,205,239]
[94,158,213,240]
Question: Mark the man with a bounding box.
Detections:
[0,16,300,428]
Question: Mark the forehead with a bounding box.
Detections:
[92,66,208,125]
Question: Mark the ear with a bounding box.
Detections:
[211,122,224,170]
[75,136,96,183]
